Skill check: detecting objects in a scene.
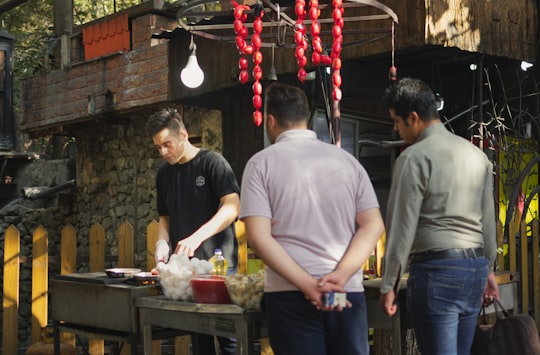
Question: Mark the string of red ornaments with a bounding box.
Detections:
[330,0,344,101]
[231,0,346,126]
[232,1,264,126]
[294,0,308,82]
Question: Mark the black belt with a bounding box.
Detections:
[410,248,484,264]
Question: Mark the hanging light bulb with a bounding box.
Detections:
[268,44,278,81]
[180,35,204,88]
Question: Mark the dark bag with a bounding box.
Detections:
[471,299,540,355]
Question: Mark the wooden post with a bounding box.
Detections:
[260,339,273,355]
[118,221,134,268]
[31,225,49,344]
[118,221,134,355]
[2,225,20,355]
[496,219,505,270]
[60,224,77,346]
[146,220,163,355]
[61,224,77,274]
[235,220,247,275]
[509,213,519,272]
[376,232,386,277]
[174,337,191,355]
[532,219,539,329]
[521,220,529,315]
[147,220,159,272]
[89,223,105,355]
[89,223,106,272]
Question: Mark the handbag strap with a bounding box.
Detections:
[478,305,489,325]
[493,299,511,318]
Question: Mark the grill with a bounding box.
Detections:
[51,272,161,334]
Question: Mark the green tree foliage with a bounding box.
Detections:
[2,0,143,78]
[73,0,144,26]
[2,0,54,78]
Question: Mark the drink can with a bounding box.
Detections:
[324,292,347,307]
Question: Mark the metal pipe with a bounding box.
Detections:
[23,179,75,200]
[476,58,484,148]
[358,100,491,148]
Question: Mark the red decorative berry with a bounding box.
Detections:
[239,70,249,84]
[235,36,246,51]
[332,87,342,101]
[320,55,332,65]
[253,81,262,95]
[312,52,321,65]
[332,57,342,70]
[243,45,254,55]
[253,111,263,126]
[253,95,262,110]
[252,65,263,81]
[253,50,263,65]
[298,68,307,83]
[332,70,342,86]
[239,57,248,70]
[254,19,263,33]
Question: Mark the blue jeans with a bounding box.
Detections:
[407,257,489,355]
[263,291,369,355]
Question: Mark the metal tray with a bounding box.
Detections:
[105,268,142,278]
[133,271,159,281]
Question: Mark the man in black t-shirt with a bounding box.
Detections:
[145,107,240,355]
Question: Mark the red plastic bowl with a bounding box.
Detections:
[191,275,232,304]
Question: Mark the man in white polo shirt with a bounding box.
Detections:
[239,82,385,355]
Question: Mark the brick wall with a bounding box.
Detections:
[19,13,177,133]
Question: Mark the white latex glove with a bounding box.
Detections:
[155,239,170,264]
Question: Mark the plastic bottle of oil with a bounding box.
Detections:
[209,248,227,276]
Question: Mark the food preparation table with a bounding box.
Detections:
[51,272,182,355]
[135,295,267,355]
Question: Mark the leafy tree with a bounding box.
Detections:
[1,0,54,78]
[2,0,144,78]
[73,0,144,26]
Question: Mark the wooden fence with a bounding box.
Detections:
[2,214,539,354]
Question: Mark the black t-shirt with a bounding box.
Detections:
[156,149,240,267]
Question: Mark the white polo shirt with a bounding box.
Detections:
[239,129,380,292]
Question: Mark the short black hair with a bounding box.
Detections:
[145,107,186,137]
[264,82,309,127]
[382,78,439,123]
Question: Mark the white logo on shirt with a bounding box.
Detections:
[196,176,206,187]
